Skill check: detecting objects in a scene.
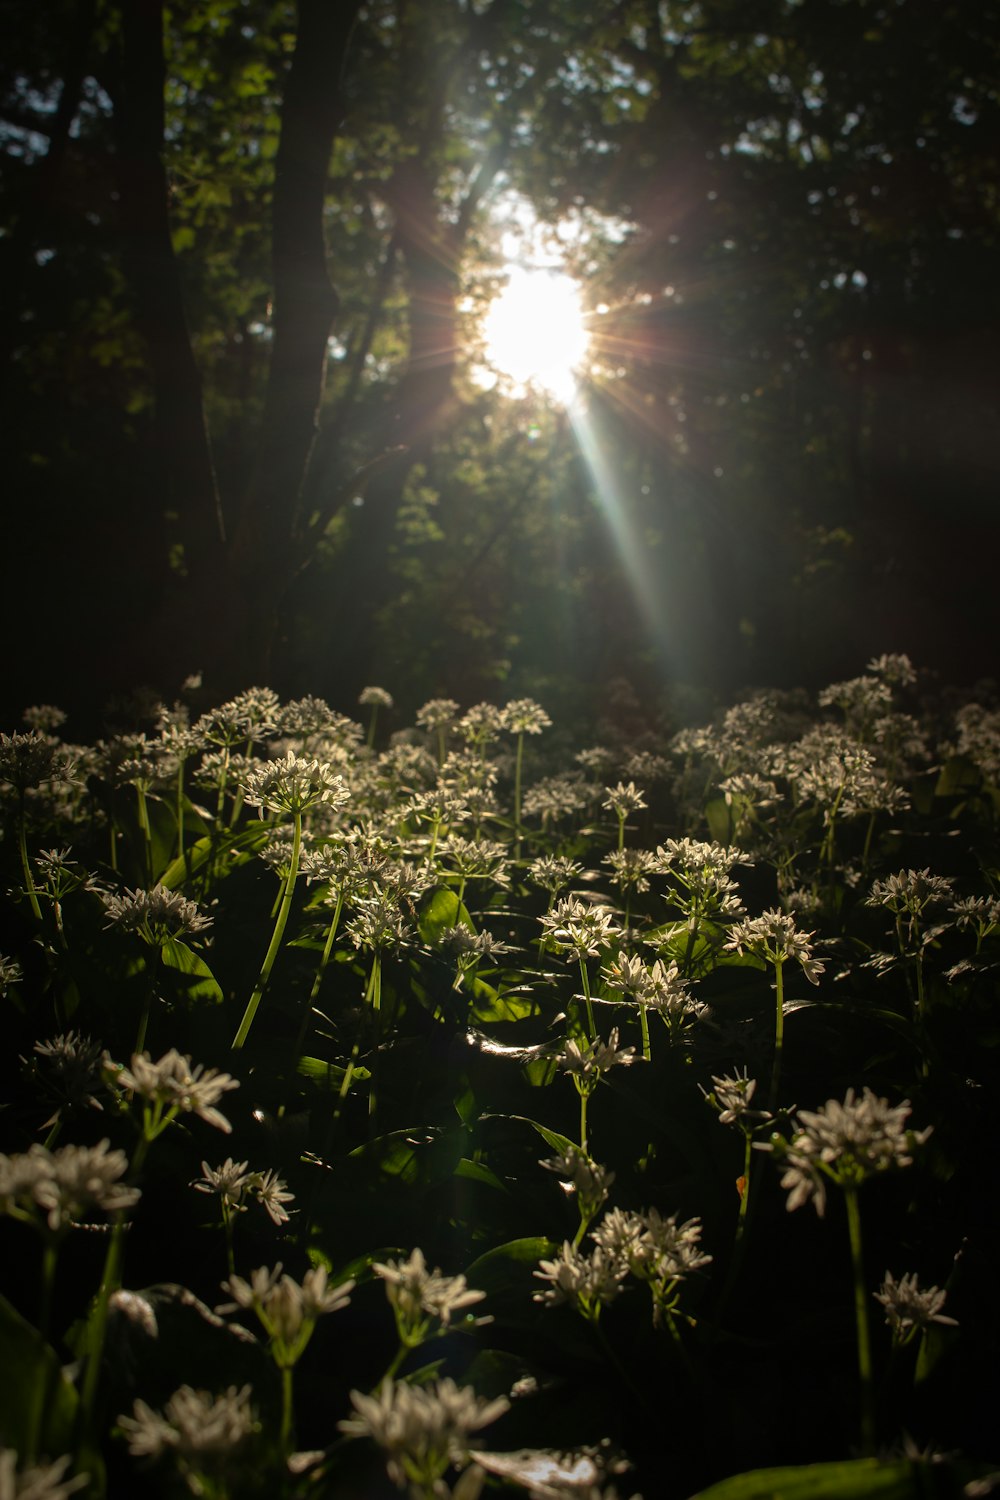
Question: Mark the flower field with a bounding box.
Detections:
[1,657,999,1498]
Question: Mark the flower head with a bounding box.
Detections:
[100,885,213,946]
[340,1377,508,1494]
[764,1088,931,1215]
[373,1248,486,1343]
[109,1050,239,1134]
[874,1270,957,1344]
[239,751,349,819]
[0,1450,86,1500]
[724,909,826,984]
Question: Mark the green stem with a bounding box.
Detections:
[38,1240,58,1343]
[768,959,785,1112]
[844,1183,876,1456]
[579,1089,589,1155]
[280,1365,296,1455]
[367,953,382,1130]
[638,1003,651,1063]
[77,1215,128,1443]
[578,958,596,1041]
[17,797,42,921]
[136,784,153,887]
[135,947,161,1056]
[232,812,303,1049]
[514,731,525,861]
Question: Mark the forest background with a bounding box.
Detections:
[3,0,998,735]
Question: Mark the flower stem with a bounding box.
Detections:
[768,959,785,1111]
[232,812,303,1049]
[578,958,596,1040]
[280,1365,296,1455]
[17,796,42,921]
[843,1183,876,1456]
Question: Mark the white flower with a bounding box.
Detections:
[559,1030,635,1087]
[724,909,826,984]
[340,1378,508,1493]
[416,698,461,732]
[765,1088,931,1216]
[702,1068,760,1127]
[602,781,647,816]
[540,1150,614,1222]
[539,898,621,958]
[100,885,213,945]
[239,751,349,818]
[533,1242,626,1314]
[0,1141,140,1235]
[359,686,394,709]
[501,698,552,735]
[109,1049,239,1134]
[218,1264,353,1366]
[0,1450,86,1499]
[118,1384,257,1488]
[874,1271,957,1342]
[373,1248,486,1337]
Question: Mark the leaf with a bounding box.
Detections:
[296,1055,370,1087]
[160,937,223,1003]
[454,1157,510,1193]
[486,1113,578,1160]
[688,1459,929,1499]
[419,886,473,944]
[0,1291,99,1486]
[465,1236,559,1292]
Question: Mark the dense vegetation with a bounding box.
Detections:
[1,656,999,1496]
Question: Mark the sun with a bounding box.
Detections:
[480,267,589,405]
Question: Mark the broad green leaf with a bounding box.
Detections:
[160,937,223,1003]
[688,1459,928,1499]
[465,1236,559,1290]
[297,1055,370,1087]
[419,886,473,944]
[454,1157,510,1193]
[0,1292,86,1474]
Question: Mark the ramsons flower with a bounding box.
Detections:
[340,1377,508,1494]
[724,909,826,984]
[108,1049,239,1135]
[373,1248,486,1344]
[100,885,213,945]
[219,1263,353,1368]
[0,1450,86,1500]
[239,751,349,819]
[874,1271,957,1344]
[764,1088,931,1216]
[118,1384,258,1492]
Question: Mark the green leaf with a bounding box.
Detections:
[160,937,223,1003]
[419,886,473,944]
[0,1291,85,1472]
[296,1055,370,1087]
[489,1113,578,1159]
[454,1157,510,1193]
[688,1459,928,1499]
[465,1236,559,1291]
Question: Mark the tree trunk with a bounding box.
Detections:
[227,0,363,681]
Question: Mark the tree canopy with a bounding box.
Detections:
[3,0,998,728]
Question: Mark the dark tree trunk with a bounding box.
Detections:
[227,0,363,681]
[114,0,226,589]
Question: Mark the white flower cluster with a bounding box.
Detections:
[724,908,826,984]
[0,1140,139,1234]
[765,1088,931,1215]
[107,1049,239,1134]
[100,884,213,944]
[373,1247,487,1342]
[218,1263,353,1367]
[239,751,350,818]
[340,1377,509,1495]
